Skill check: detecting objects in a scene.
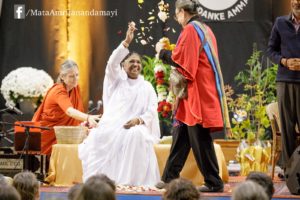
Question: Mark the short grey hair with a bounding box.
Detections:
[232,181,269,200]
[57,59,78,83]
[175,0,200,15]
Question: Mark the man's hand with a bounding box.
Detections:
[287,58,300,71]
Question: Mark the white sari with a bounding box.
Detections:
[78,43,161,186]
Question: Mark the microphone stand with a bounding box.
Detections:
[0,108,19,148]
[0,122,51,171]
[0,108,12,113]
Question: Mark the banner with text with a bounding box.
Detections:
[198,0,254,21]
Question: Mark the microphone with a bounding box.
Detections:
[96,100,102,112]
[88,100,94,111]
[5,102,23,115]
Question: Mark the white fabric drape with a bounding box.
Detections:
[79,43,160,186]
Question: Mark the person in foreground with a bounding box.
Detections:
[78,22,161,186]
[0,185,20,200]
[13,171,40,200]
[76,175,116,200]
[267,0,300,172]
[32,60,100,155]
[155,0,229,192]
[162,178,201,200]
[246,171,274,200]
[232,180,268,200]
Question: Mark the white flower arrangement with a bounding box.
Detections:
[0,67,54,107]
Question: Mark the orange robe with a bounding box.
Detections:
[32,83,84,155]
[172,24,223,129]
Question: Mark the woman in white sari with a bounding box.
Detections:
[79,22,161,186]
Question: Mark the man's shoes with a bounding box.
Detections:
[155,181,166,189]
[197,184,224,192]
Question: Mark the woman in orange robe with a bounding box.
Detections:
[32,60,100,155]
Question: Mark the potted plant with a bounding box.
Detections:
[226,45,277,142]
[222,45,277,174]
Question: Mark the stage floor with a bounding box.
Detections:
[39,176,300,200]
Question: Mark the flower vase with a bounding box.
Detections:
[237,139,271,176]
[18,98,36,115]
[159,120,172,137]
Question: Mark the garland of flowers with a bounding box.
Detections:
[155,37,176,122]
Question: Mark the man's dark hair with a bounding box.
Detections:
[87,174,116,191]
[68,183,82,200]
[163,178,200,200]
[76,175,116,200]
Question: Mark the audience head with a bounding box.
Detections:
[246,171,274,200]
[121,52,142,79]
[162,178,200,200]
[0,174,7,185]
[76,175,116,200]
[57,59,79,90]
[0,174,13,186]
[68,184,83,200]
[13,171,40,200]
[89,174,116,191]
[0,184,21,200]
[232,180,268,200]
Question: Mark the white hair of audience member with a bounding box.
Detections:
[232,180,269,200]
[0,174,13,186]
[0,185,21,200]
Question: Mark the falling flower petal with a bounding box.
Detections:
[140,40,147,45]
[158,11,168,22]
[148,16,156,21]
